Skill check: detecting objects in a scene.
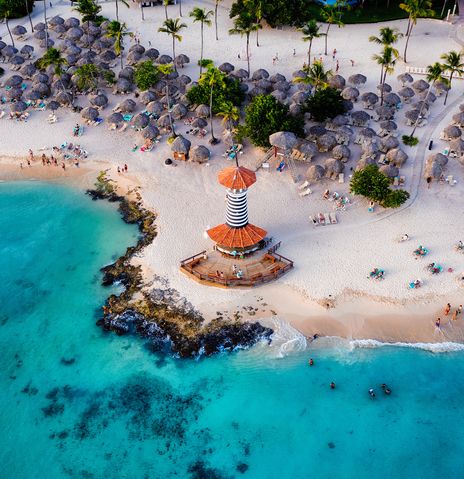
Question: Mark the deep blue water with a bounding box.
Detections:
[1,181,464,479]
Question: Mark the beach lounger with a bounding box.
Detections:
[318,213,326,226]
[298,180,310,190]
[119,123,128,132]
[399,176,405,186]
[0,111,5,119]
[329,212,338,224]
[338,173,344,183]
[299,188,311,197]
[393,177,399,186]
[324,213,331,224]
[309,215,319,226]
[446,175,457,185]
[123,114,133,122]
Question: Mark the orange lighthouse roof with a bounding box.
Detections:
[218,166,256,190]
[207,223,267,249]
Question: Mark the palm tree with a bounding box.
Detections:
[320,4,344,56]
[294,60,332,91]
[24,0,34,32]
[369,27,402,83]
[43,0,48,47]
[253,0,263,47]
[214,0,222,40]
[229,13,260,76]
[189,7,213,76]
[409,62,448,137]
[114,0,129,22]
[106,21,132,69]
[75,63,101,92]
[441,50,464,105]
[300,20,323,66]
[163,0,169,20]
[74,0,101,51]
[38,48,70,100]
[201,67,225,144]
[400,0,435,62]
[157,63,176,136]
[373,46,397,105]
[158,18,187,71]
[217,101,239,131]
[0,3,14,47]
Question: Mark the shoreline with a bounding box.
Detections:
[2,156,464,348]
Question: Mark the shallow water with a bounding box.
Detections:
[1,182,464,479]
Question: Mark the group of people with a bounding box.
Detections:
[232,264,243,279]
[22,149,77,170]
[117,164,129,174]
[436,303,463,328]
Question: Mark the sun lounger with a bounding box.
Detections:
[399,176,405,186]
[338,173,344,183]
[299,188,311,197]
[299,180,310,190]
[318,213,326,225]
[393,177,399,186]
[446,175,457,186]
[329,212,338,224]
[119,123,128,132]
[0,111,5,119]
[123,114,133,122]
[324,213,331,224]
[309,215,319,226]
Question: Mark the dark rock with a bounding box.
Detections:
[236,463,249,474]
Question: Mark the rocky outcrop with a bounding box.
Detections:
[88,172,273,358]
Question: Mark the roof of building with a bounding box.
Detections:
[218,166,256,190]
[207,223,267,249]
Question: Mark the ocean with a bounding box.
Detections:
[1,181,464,479]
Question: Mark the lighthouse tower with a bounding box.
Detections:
[207,164,267,255]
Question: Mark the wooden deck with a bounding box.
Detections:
[180,247,294,288]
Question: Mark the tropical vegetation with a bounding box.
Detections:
[304,87,346,122]
[134,61,159,91]
[158,18,187,70]
[189,7,213,76]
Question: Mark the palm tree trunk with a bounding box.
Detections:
[25,0,34,32]
[410,84,432,137]
[256,22,260,47]
[200,22,204,76]
[308,39,313,66]
[215,1,219,40]
[444,71,453,105]
[172,35,176,71]
[210,85,215,141]
[164,3,168,20]
[166,84,175,136]
[325,24,331,56]
[116,0,119,21]
[403,26,412,63]
[405,17,411,36]
[43,0,49,47]
[141,3,145,21]
[440,0,448,17]
[179,0,182,16]
[5,18,14,48]
[379,64,384,84]
[380,66,388,105]
[246,32,250,76]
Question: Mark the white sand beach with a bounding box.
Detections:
[1,0,464,343]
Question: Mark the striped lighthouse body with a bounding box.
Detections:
[226,188,248,228]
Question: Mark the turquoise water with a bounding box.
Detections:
[1,182,464,479]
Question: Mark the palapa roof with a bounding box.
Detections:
[218,166,256,190]
[207,223,267,249]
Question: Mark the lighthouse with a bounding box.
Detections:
[207,164,267,255]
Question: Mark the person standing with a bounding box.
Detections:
[435,317,441,329]
[458,305,463,315]
[336,60,339,72]
[444,303,451,316]
[332,48,337,60]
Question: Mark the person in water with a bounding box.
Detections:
[381,384,392,395]
[309,358,314,366]
[369,388,376,399]
[330,382,336,389]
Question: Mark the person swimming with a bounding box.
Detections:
[369,388,376,399]
[381,384,392,395]
[330,382,336,389]
[309,358,314,366]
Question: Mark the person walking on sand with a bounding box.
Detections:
[20,162,23,169]
[445,303,451,316]
[452,310,458,321]
[350,59,355,67]
[332,48,337,60]
[293,48,296,57]
[117,166,121,174]
[29,149,33,161]
[435,317,441,329]
[426,176,432,188]
[124,163,128,172]
[458,305,463,315]
[27,159,31,167]
[336,60,339,72]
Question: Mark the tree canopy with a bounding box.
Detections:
[304,87,346,122]
[134,61,159,91]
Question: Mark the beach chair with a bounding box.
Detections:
[324,213,331,224]
[309,215,319,227]
[399,176,405,186]
[393,177,399,186]
[299,180,310,190]
[338,173,344,183]
[119,123,128,132]
[299,188,311,197]
[446,175,457,186]
[329,212,338,224]
[318,213,326,226]
[0,111,5,119]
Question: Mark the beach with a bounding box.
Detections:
[1,0,464,346]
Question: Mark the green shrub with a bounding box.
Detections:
[304,87,346,122]
[0,0,35,19]
[402,134,419,146]
[243,94,304,148]
[134,61,159,91]
[198,58,214,68]
[186,75,244,113]
[382,189,410,208]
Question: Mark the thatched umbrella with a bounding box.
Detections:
[26,89,41,101]
[355,127,377,144]
[380,164,399,178]
[270,73,286,83]
[2,45,17,58]
[127,51,143,65]
[361,142,379,160]
[289,103,302,117]
[119,98,136,113]
[99,49,116,63]
[158,54,173,64]
[356,157,376,170]
[141,91,157,105]
[413,100,431,113]
[405,109,421,124]
[64,17,80,28]
[20,63,36,79]
[145,48,159,60]
[12,25,27,37]
[5,74,23,87]
[412,79,429,92]
[252,69,269,81]
[234,68,249,80]
[398,87,415,102]
[307,125,327,141]
[379,136,400,153]
[146,101,164,116]
[240,83,249,93]
[292,69,307,79]
[10,55,25,66]
[141,125,160,139]
[361,92,379,108]
[386,148,408,167]
[348,73,367,86]
[115,78,132,94]
[271,90,287,102]
[192,117,207,128]
[129,44,145,55]
[190,145,210,163]
[81,106,99,121]
[374,105,395,121]
[89,93,108,108]
[452,112,464,127]
[424,161,443,180]
[383,92,401,107]
[256,79,272,92]
[397,72,413,86]
[443,125,461,139]
[195,104,210,118]
[39,39,55,49]
[377,83,392,94]
[175,54,190,67]
[157,114,171,128]
[65,54,78,65]
[19,44,34,57]
[49,15,64,26]
[118,67,134,80]
[351,110,370,126]
[131,113,150,129]
[55,90,73,105]
[0,41,6,51]
[291,91,309,104]
[34,22,46,31]
[424,91,437,103]
[66,27,84,40]
[269,131,298,151]
[10,101,27,113]
[332,144,351,161]
[328,74,345,90]
[249,86,266,97]
[317,132,337,152]
[335,125,353,145]
[178,74,192,87]
[6,87,23,99]
[296,82,312,93]
[326,115,348,130]
[449,138,464,155]
[342,87,360,102]
[295,141,318,161]
[273,80,291,92]
[46,100,60,111]
[171,103,188,120]
[219,62,234,73]
[428,152,448,167]
[171,135,191,155]
[108,112,124,125]
[325,158,344,179]
[306,164,326,181]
